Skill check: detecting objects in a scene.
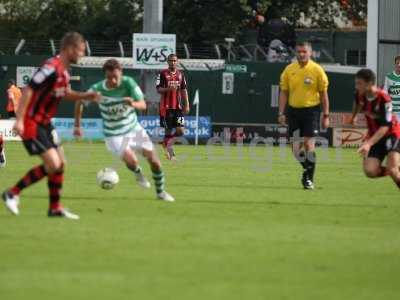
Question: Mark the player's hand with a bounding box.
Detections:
[86,91,101,102]
[278,114,286,126]
[183,105,190,114]
[73,127,83,139]
[322,115,330,129]
[13,119,24,136]
[349,116,357,127]
[357,141,371,157]
[123,97,134,106]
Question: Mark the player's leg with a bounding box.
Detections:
[161,110,175,160]
[288,108,306,169]
[300,109,320,189]
[386,151,400,189]
[303,136,316,189]
[43,146,71,218]
[0,134,5,167]
[136,128,174,201]
[2,134,51,215]
[2,147,60,216]
[121,146,151,189]
[363,157,386,178]
[364,141,387,178]
[142,148,174,202]
[163,127,176,160]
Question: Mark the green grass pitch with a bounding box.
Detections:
[0,141,399,300]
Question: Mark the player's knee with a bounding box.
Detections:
[122,149,138,164]
[46,160,63,174]
[364,167,380,178]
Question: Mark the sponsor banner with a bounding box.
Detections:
[52,118,104,140]
[327,112,366,128]
[51,116,211,141]
[139,116,211,139]
[332,127,367,147]
[212,123,332,145]
[133,34,176,70]
[0,120,20,141]
[16,66,38,87]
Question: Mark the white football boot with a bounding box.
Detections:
[157,191,175,202]
[2,192,20,215]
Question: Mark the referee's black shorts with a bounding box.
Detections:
[287,105,320,138]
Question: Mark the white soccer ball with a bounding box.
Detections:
[96,168,119,190]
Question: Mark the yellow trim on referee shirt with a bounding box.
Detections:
[280,60,329,108]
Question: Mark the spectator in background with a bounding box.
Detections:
[6,79,22,118]
[258,5,296,62]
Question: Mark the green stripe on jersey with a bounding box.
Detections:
[88,76,144,137]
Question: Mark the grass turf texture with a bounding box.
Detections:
[0,141,399,300]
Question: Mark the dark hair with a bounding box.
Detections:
[8,79,15,85]
[296,41,312,49]
[60,32,85,50]
[102,59,122,73]
[395,55,400,64]
[168,53,178,60]
[355,68,376,84]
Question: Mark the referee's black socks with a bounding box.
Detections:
[305,151,316,181]
[295,150,307,169]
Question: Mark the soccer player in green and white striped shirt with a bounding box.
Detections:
[74,59,174,202]
[384,55,400,118]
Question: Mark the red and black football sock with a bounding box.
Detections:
[48,171,64,211]
[0,135,3,152]
[10,165,47,195]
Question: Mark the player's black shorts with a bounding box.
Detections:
[23,124,60,156]
[160,109,185,129]
[368,135,400,162]
[287,105,320,138]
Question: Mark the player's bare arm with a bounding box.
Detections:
[124,97,147,111]
[278,90,288,125]
[358,126,390,157]
[320,91,330,129]
[350,102,362,125]
[157,85,175,94]
[181,89,190,114]
[13,87,34,136]
[64,88,101,102]
[73,101,84,138]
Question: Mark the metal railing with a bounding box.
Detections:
[0,38,350,65]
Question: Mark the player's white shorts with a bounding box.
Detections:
[105,125,154,157]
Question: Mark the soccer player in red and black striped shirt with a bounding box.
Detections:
[2,32,100,219]
[350,68,400,188]
[156,54,189,160]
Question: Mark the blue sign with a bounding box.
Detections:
[52,116,211,141]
